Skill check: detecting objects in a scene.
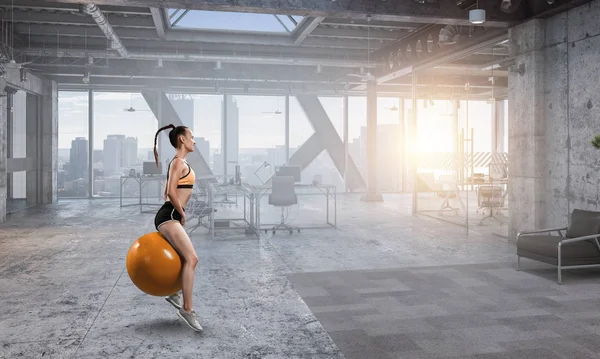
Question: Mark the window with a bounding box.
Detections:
[168,9,304,33]
[92,92,158,198]
[58,91,89,198]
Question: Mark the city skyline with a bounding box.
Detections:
[58,91,500,155]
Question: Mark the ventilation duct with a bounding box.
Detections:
[439,25,462,45]
[82,4,129,58]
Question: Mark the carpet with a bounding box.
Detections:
[286,262,600,359]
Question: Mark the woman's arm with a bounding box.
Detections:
[167,158,186,218]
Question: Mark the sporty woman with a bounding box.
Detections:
[153,124,202,332]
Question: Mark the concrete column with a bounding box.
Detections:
[361,80,383,202]
[495,100,506,153]
[398,98,406,192]
[285,95,290,164]
[88,89,94,197]
[222,93,228,183]
[410,74,419,214]
[451,99,459,154]
[40,80,58,204]
[0,96,6,223]
[26,94,38,205]
[491,99,498,155]
[508,19,546,241]
[343,95,349,192]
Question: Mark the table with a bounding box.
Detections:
[254,183,337,231]
[119,175,166,213]
[205,183,258,238]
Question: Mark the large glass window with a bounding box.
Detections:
[58,91,89,198]
[191,94,222,175]
[233,95,285,185]
[347,96,367,188]
[92,92,157,198]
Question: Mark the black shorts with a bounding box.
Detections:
[154,201,185,230]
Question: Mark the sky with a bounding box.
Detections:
[57,91,500,153]
[169,10,304,33]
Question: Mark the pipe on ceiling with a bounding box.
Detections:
[82,4,129,58]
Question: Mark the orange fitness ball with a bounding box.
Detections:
[126,232,183,296]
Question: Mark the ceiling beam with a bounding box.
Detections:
[32,62,354,83]
[29,58,505,90]
[320,19,421,30]
[149,7,166,39]
[310,27,406,41]
[50,77,500,100]
[293,16,325,45]
[17,47,370,67]
[0,0,150,15]
[18,35,369,59]
[162,28,377,48]
[31,0,519,27]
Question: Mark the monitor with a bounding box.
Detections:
[275,165,302,182]
[143,161,162,175]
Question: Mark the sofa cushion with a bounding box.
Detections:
[518,235,600,259]
[565,209,600,239]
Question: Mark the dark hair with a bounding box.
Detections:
[153,124,188,167]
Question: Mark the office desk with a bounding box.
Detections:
[119,175,166,213]
[254,183,337,231]
[205,183,258,238]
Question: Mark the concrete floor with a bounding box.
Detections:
[0,193,532,358]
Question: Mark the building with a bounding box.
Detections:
[160,96,194,171]
[103,135,124,176]
[68,137,88,181]
[196,137,210,167]
[122,137,138,167]
[101,135,138,176]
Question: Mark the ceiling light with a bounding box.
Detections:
[82,70,90,84]
[469,9,486,24]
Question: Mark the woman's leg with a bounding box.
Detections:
[157,221,202,332]
[158,221,198,312]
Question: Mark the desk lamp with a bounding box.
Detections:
[254,161,270,185]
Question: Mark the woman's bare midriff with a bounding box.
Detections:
[168,188,193,209]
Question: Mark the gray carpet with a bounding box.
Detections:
[286,262,600,359]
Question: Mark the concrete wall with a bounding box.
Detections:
[0,95,6,223]
[509,0,600,239]
[0,70,58,223]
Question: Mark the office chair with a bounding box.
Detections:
[477,185,505,225]
[185,191,216,235]
[267,175,300,235]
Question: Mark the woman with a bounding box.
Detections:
[153,124,203,332]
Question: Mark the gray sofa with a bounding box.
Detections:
[516,209,600,284]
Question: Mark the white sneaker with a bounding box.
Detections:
[165,293,182,310]
[177,309,203,332]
